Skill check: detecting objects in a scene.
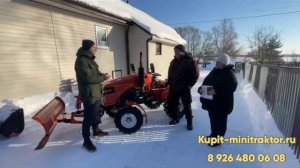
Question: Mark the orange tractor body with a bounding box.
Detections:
[32,53,173,150]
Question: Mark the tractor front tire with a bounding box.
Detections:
[114,107,143,134]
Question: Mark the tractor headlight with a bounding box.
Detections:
[103,87,115,95]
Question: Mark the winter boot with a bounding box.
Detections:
[187,118,193,131]
[82,139,97,152]
[207,135,222,147]
[93,128,109,137]
[208,143,221,147]
[169,109,180,125]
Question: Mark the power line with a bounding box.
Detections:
[159,4,300,21]
[207,5,300,19]
[168,10,300,25]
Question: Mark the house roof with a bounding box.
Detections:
[70,0,186,44]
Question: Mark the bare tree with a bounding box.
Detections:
[198,31,213,57]
[211,19,240,56]
[175,26,200,55]
[248,26,282,61]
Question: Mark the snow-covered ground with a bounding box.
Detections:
[0,63,299,168]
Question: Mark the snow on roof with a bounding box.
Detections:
[74,0,186,44]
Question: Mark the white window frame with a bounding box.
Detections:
[95,26,108,49]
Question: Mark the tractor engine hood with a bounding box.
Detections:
[103,74,139,87]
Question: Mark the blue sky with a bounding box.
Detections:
[129,0,300,54]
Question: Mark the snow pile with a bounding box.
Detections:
[239,79,286,137]
[0,91,78,123]
[74,0,185,44]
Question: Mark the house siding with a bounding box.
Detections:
[0,0,126,99]
[0,0,60,99]
[51,7,127,80]
[0,0,179,100]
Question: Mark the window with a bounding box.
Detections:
[95,26,108,49]
[156,42,162,55]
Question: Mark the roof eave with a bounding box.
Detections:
[31,0,128,25]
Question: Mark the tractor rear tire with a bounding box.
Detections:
[144,94,162,109]
[163,98,185,119]
[144,101,162,109]
[106,109,117,118]
[114,106,143,134]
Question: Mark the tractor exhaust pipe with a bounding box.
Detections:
[138,52,144,88]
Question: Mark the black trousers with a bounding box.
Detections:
[168,87,193,120]
[208,110,228,137]
[82,100,101,140]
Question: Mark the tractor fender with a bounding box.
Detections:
[125,101,148,124]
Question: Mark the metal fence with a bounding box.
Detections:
[244,62,300,162]
[257,61,300,68]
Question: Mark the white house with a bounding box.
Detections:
[0,0,185,99]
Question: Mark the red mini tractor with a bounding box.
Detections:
[32,52,183,150]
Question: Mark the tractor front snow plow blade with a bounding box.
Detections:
[32,97,65,150]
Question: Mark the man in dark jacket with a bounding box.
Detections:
[199,54,237,147]
[167,44,199,130]
[75,39,110,152]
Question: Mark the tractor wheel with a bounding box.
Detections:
[144,100,162,109]
[178,98,184,119]
[144,94,162,109]
[178,110,185,119]
[163,98,184,119]
[114,106,143,134]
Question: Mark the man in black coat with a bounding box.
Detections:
[199,54,237,146]
[167,44,199,130]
